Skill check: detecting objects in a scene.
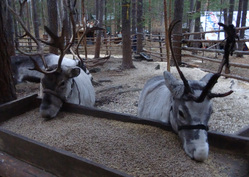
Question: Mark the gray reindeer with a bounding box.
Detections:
[138,20,233,161]
[7,0,95,119]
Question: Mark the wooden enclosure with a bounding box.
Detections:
[0,94,249,176]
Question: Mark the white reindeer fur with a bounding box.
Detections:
[65,66,95,106]
[138,71,213,162]
[138,71,185,122]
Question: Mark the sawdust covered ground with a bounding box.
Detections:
[6,54,249,176]
[15,54,249,134]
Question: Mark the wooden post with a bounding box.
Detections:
[81,0,88,60]
[158,33,163,61]
[164,0,170,71]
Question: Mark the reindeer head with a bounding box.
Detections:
[7,0,81,119]
[40,65,81,118]
[168,20,233,161]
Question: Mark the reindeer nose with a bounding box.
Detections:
[40,110,53,119]
[193,146,209,162]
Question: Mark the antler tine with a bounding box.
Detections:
[194,73,220,103]
[72,23,105,67]
[29,57,48,74]
[195,23,237,102]
[217,23,239,74]
[72,25,88,64]
[6,2,48,69]
[209,90,233,99]
[196,23,235,102]
[169,20,193,94]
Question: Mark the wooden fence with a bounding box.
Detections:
[16,35,133,56]
[16,26,249,82]
[142,27,249,83]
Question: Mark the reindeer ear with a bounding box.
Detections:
[200,73,214,83]
[163,71,184,98]
[67,67,81,78]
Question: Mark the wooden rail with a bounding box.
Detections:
[14,30,249,82]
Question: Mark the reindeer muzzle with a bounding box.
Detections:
[43,89,65,102]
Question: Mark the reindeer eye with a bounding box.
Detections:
[179,110,185,118]
[59,81,66,87]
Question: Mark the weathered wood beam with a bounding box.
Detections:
[0,151,55,177]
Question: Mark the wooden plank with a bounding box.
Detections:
[236,125,249,137]
[0,128,130,177]
[183,53,249,69]
[0,94,40,122]
[62,102,173,132]
[182,46,249,55]
[208,132,249,155]
[201,68,249,82]
[0,151,55,177]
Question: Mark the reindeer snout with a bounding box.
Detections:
[193,144,209,162]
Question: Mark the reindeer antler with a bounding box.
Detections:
[70,21,108,68]
[168,20,233,102]
[169,20,193,95]
[6,1,48,68]
[7,0,77,74]
[217,23,239,74]
[35,0,77,73]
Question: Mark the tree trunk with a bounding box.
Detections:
[41,0,46,32]
[26,2,32,52]
[63,1,71,44]
[121,0,135,69]
[47,0,58,54]
[148,0,151,34]
[131,0,136,35]
[164,0,170,71]
[192,0,201,55]
[228,0,234,25]
[31,0,40,39]
[95,0,99,20]
[136,0,143,54]
[94,0,103,58]
[223,7,228,25]
[237,0,248,57]
[172,0,183,65]
[188,0,195,32]
[6,0,15,56]
[116,1,121,33]
[236,0,243,27]
[0,1,16,104]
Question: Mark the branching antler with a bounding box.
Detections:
[217,23,239,74]
[169,20,193,95]
[35,0,77,73]
[70,22,110,69]
[7,0,77,74]
[7,1,48,68]
[168,20,233,102]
